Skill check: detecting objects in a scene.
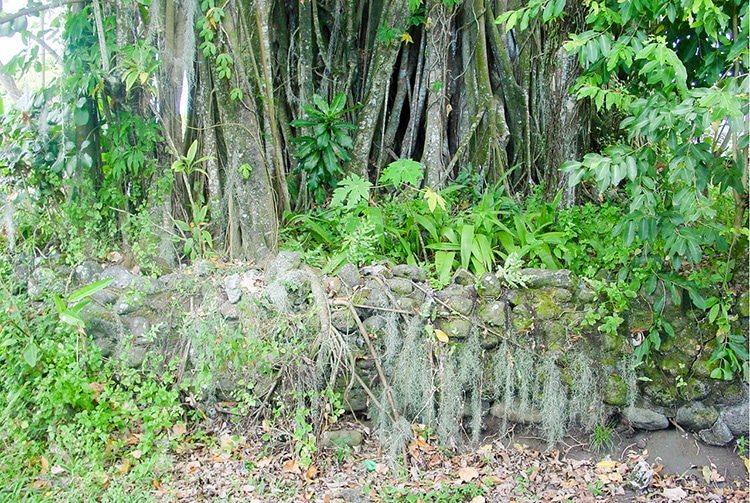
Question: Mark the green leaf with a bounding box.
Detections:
[69,278,114,303]
[59,309,85,327]
[186,140,199,163]
[22,342,40,367]
[381,159,424,187]
[73,105,90,126]
[435,250,456,285]
[460,224,474,271]
[330,174,372,209]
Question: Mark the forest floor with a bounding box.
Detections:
[153,416,750,503]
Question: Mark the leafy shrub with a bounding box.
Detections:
[290,93,358,204]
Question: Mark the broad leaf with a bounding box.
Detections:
[380,159,423,187]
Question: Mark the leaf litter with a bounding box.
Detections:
[149,419,749,503]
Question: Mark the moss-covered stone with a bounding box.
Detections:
[392,264,426,282]
[396,297,421,311]
[452,268,476,286]
[436,285,475,315]
[510,305,534,334]
[435,317,471,340]
[480,333,500,350]
[477,272,502,299]
[519,269,575,289]
[603,373,629,406]
[387,277,413,295]
[477,301,506,327]
[675,402,719,431]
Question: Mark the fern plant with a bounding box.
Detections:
[290,93,358,204]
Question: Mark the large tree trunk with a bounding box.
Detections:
[56,0,596,264]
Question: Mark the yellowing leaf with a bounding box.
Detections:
[400,32,414,44]
[434,328,450,343]
[423,187,446,212]
[742,456,750,473]
[596,459,618,470]
[117,459,131,475]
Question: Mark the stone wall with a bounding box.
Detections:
[21,252,749,446]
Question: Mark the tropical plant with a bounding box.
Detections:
[290,93,358,204]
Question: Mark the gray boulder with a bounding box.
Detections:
[625,406,669,431]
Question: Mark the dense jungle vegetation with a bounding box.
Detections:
[0,0,747,500]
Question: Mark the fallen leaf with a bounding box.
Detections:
[305,463,319,481]
[172,423,187,436]
[117,459,130,475]
[434,328,450,343]
[39,456,49,474]
[281,459,301,474]
[131,449,142,460]
[595,459,618,470]
[458,466,479,483]
[185,460,201,473]
[256,456,272,468]
[470,497,486,503]
[701,465,724,483]
[50,465,66,475]
[742,456,750,473]
[211,451,232,463]
[220,434,238,449]
[662,487,687,501]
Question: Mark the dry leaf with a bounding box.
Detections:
[256,456,272,468]
[117,459,130,475]
[172,423,187,436]
[662,487,687,501]
[458,466,479,483]
[305,463,319,481]
[281,459,301,474]
[50,465,66,475]
[434,328,450,343]
[185,460,201,473]
[220,434,238,449]
[742,456,750,473]
[595,459,618,470]
[131,449,142,460]
[701,465,724,483]
[470,497,486,503]
[39,456,49,474]
[211,451,232,463]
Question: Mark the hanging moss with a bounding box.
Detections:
[514,347,536,416]
[458,331,485,443]
[436,348,463,445]
[392,318,435,425]
[538,355,568,447]
[567,353,602,431]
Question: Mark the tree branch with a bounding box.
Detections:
[0,0,85,26]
